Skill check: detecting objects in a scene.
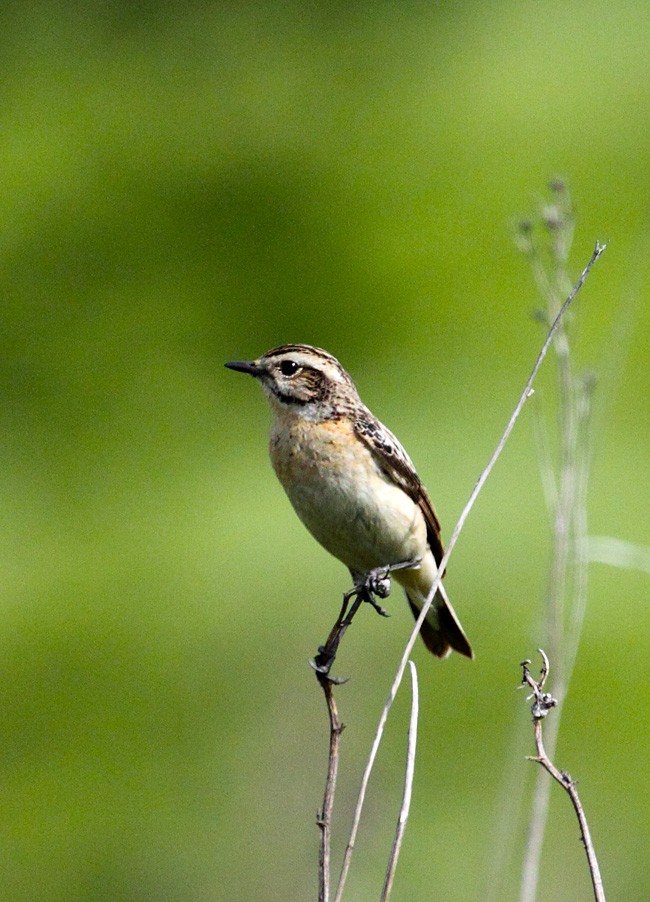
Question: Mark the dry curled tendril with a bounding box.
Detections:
[520,649,558,720]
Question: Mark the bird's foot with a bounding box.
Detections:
[346,556,423,616]
[364,593,391,617]
[342,577,389,615]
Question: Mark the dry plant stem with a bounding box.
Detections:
[520,196,595,902]
[315,590,367,902]
[530,721,605,902]
[521,656,605,902]
[522,386,591,902]
[380,661,419,902]
[334,241,606,902]
[316,674,344,902]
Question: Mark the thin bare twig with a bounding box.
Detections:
[334,241,606,901]
[316,674,344,902]
[380,661,419,902]
[314,587,369,902]
[314,567,408,900]
[521,652,606,902]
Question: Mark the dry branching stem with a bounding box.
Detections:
[521,652,605,902]
[313,560,420,901]
[313,576,397,901]
[314,590,366,902]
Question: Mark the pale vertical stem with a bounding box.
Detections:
[564,376,595,686]
[380,661,419,902]
[519,188,594,902]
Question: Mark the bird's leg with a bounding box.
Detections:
[362,586,391,618]
[311,592,363,682]
[310,556,421,682]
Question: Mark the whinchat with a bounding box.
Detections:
[225,344,472,659]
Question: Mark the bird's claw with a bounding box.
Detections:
[365,594,391,617]
[348,555,422,614]
[309,651,349,684]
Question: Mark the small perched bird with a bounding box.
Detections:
[225,344,472,659]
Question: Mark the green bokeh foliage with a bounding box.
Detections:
[1,2,648,899]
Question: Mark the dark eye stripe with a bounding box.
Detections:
[271,385,309,405]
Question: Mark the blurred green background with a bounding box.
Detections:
[1,1,648,899]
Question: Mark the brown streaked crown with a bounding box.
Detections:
[251,344,360,415]
[262,344,342,367]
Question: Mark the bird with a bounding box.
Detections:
[225,344,472,660]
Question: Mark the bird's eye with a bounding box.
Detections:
[279,360,300,377]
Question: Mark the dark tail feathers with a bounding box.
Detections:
[406,592,473,659]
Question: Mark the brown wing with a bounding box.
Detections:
[415,484,445,568]
[353,411,446,567]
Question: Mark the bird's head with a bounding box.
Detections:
[225,344,359,420]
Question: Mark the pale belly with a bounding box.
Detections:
[270,419,427,575]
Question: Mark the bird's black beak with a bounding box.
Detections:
[224,360,261,377]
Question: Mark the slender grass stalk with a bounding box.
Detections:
[517,182,596,902]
